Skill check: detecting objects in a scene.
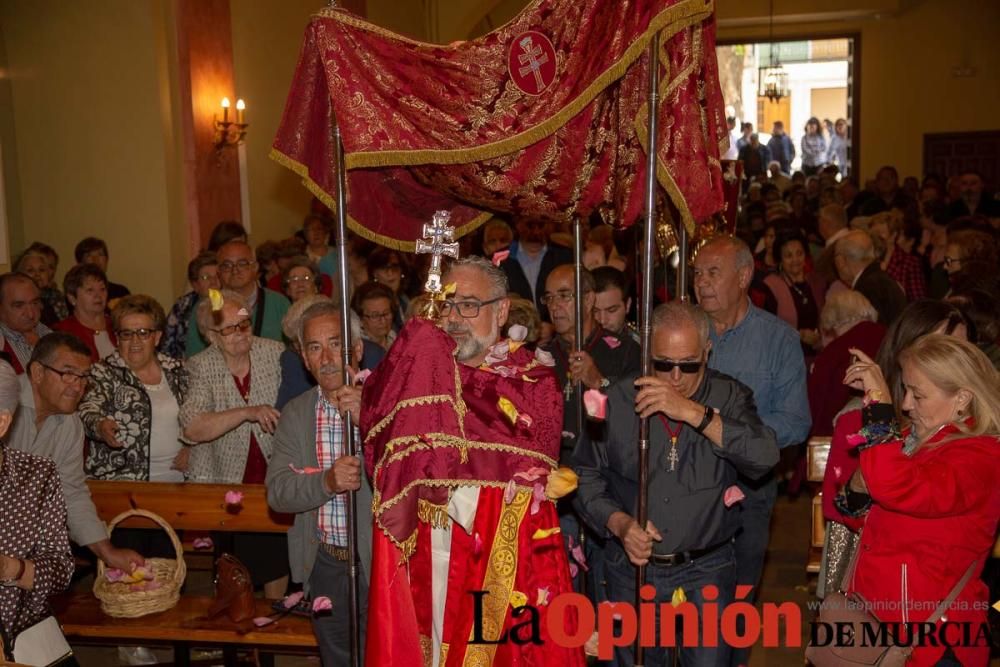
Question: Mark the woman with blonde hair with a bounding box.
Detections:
[835,335,1000,666]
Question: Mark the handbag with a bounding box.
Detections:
[206,553,256,624]
[806,543,979,667]
[1,587,74,667]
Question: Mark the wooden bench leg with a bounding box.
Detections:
[256,651,275,667]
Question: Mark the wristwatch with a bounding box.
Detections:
[694,404,715,433]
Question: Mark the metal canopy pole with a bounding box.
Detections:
[634,33,660,667]
[676,224,689,302]
[333,124,362,667]
[573,218,585,439]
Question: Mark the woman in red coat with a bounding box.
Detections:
[839,335,1000,666]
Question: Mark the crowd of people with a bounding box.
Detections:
[0,156,998,666]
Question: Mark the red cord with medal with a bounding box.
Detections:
[658,415,681,472]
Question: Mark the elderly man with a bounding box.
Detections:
[186,240,290,355]
[0,272,52,374]
[542,264,640,462]
[8,332,143,572]
[361,256,583,667]
[574,302,778,667]
[266,301,370,665]
[833,230,906,325]
[592,266,637,342]
[692,235,810,667]
[498,218,572,313]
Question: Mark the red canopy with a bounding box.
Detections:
[271,0,728,250]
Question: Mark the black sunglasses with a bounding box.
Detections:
[652,358,704,374]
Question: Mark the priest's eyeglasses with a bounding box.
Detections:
[652,358,704,374]
[213,318,252,336]
[117,328,159,341]
[439,297,503,318]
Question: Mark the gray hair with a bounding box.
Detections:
[296,300,362,350]
[819,290,878,333]
[836,230,876,264]
[446,256,509,299]
[194,289,248,339]
[651,302,711,348]
[702,235,754,272]
[0,360,19,416]
[282,294,331,341]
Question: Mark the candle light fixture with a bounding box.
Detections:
[757,0,789,103]
[214,96,248,150]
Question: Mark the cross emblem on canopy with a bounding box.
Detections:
[416,210,460,294]
[517,36,549,92]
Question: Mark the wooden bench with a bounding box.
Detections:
[806,437,832,575]
[53,481,316,667]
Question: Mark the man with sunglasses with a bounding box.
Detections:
[186,240,290,356]
[8,332,146,574]
[573,302,778,667]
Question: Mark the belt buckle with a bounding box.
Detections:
[321,543,350,561]
[651,551,687,567]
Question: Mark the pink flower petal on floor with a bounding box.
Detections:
[723,485,746,508]
[312,596,333,612]
[603,335,621,349]
[492,249,510,267]
[514,466,549,483]
[253,616,277,628]
[224,490,244,505]
[583,389,607,420]
[281,591,305,609]
[504,479,517,504]
[530,483,546,515]
[534,348,555,367]
[508,324,527,342]
[192,537,214,550]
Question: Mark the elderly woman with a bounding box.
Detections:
[0,360,74,660]
[179,290,286,596]
[366,247,411,329]
[78,295,189,481]
[15,243,68,327]
[281,256,322,303]
[763,230,825,354]
[807,290,886,437]
[351,281,397,352]
[838,336,1000,666]
[53,263,116,361]
[162,252,219,360]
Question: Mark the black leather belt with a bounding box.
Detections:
[649,539,731,567]
[319,543,350,561]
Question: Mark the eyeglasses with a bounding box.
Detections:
[286,275,314,284]
[362,311,392,321]
[212,318,252,336]
[117,328,159,341]
[38,362,91,385]
[439,297,502,319]
[197,273,217,282]
[652,358,704,374]
[541,290,576,306]
[218,260,256,273]
[943,256,961,267]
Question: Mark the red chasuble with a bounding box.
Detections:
[361,319,585,666]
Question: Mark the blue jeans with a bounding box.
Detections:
[604,541,737,667]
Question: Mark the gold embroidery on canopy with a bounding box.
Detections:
[364,394,457,443]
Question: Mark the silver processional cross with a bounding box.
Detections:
[416,210,460,295]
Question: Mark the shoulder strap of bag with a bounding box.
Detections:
[928,559,979,624]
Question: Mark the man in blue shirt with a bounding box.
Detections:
[692,235,811,666]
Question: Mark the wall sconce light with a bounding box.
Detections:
[214,97,248,149]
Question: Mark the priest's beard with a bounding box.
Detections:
[448,316,499,363]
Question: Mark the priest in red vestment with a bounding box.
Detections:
[361,256,585,667]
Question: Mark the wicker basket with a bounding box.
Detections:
[93,508,186,618]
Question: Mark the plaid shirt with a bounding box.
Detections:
[315,388,359,547]
[885,250,927,302]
